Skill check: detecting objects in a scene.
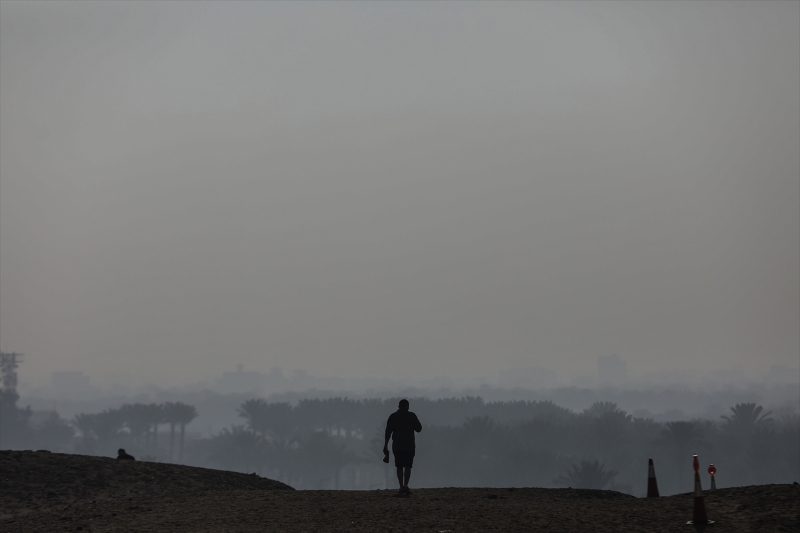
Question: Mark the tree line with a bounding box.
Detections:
[1,399,197,464]
[3,394,798,495]
[195,398,797,494]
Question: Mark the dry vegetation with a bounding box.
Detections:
[1,451,797,532]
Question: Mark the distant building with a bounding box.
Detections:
[597,354,627,384]
[497,366,557,389]
[215,365,287,394]
[216,364,266,393]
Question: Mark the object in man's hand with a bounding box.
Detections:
[383,450,390,463]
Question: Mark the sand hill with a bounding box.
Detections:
[1,450,797,532]
[0,450,292,519]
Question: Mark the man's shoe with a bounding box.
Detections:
[402,486,413,495]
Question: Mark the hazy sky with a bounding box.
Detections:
[1,1,798,387]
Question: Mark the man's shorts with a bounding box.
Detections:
[393,450,415,468]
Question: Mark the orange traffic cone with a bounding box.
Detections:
[708,464,717,490]
[647,458,660,497]
[687,454,714,526]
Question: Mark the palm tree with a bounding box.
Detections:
[528,400,573,421]
[337,397,361,440]
[92,408,126,456]
[236,400,297,479]
[658,421,711,491]
[266,436,298,484]
[238,400,295,442]
[237,399,271,436]
[146,403,164,452]
[300,431,358,489]
[492,428,561,487]
[463,415,495,438]
[721,403,774,482]
[34,412,75,453]
[162,402,185,462]
[171,402,198,464]
[207,426,265,473]
[360,398,386,436]
[265,402,295,443]
[582,401,622,418]
[721,403,773,431]
[591,410,633,468]
[462,415,495,471]
[368,426,390,489]
[119,404,151,450]
[659,421,709,455]
[554,460,618,489]
[72,413,97,452]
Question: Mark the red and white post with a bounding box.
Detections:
[708,464,717,490]
[687,454,714,526]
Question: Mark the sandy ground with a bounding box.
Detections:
[0,450,291,520]
[2,451,797,532]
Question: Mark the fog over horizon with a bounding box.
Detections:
[2,2,798,390]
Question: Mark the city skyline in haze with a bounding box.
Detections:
[1,2,798,389]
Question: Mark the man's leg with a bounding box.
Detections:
[396,467,404,489]
[403,467,411,488]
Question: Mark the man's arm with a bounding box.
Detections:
[413,413,422,433]
[383,415,393,453]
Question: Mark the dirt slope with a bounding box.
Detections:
[0,450,292,519]
[1,451,797,532]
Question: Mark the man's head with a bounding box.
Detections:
[398,399,409,411]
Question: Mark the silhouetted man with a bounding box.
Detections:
[383,399,422,494]
[117,448,135,461]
